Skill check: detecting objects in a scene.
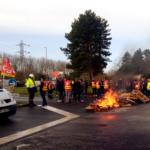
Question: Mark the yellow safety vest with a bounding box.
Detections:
[26,78,36,88]
[147,82,150,90]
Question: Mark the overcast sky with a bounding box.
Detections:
[0,0,150,71]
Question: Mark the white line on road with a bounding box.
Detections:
[0,106,79,145]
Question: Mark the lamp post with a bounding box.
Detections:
[44,47,47,80]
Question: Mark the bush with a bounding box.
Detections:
[17,82,25,87]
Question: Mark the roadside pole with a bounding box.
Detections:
[3,75,5,88]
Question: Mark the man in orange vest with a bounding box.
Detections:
[133,79,140,90]
[96,79,101,99]
[104,77,109,94]
[91,79,96,95]
[40,77,47,107]
[48,81,54,99]
[115,80,119,90]
[64,77,72,103]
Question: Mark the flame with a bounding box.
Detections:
[97,89,119,108]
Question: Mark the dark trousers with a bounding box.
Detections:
[40,91,47,106]
[92,88,96,94]
[104,89,108,94]
[48,90,53,98]
[147,90,150,98]
[85,88,87,94]
[74,92,80,102]
[142,88,147,96]
[58,91,63,101]
[29,92,35,105]
[96,89,101,99]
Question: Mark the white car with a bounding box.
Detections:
[0,86,17,118]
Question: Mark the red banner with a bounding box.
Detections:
[52,71,63,80]
[1,57,16,77]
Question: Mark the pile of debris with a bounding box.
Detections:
[85,90,150,112]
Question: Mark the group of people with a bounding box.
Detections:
[26,72,150,107]
[56,76,87,103]
[91,77,109,99]
[115,77,150,98]
[26,74,88,107]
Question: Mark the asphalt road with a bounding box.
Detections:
[1,96,150,150]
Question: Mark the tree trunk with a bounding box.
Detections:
[90,70,94,81]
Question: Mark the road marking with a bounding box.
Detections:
[0,106,79,145]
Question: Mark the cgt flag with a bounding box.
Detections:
[1,57,16,77]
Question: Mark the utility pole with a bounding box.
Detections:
[44,47,48,80]
[16,40,30,79]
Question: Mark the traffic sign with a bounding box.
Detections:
[8,79,17,88]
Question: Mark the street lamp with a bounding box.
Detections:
[44,47,47,79]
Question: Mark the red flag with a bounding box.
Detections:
[1,58,16,77]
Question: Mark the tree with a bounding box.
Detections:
[60,10,112,80]
[131,48,144,74]
[122,51,132,64]
[143,49,150,60]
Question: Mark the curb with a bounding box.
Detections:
[17,104,29,107]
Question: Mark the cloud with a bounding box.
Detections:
[0,0,150,35]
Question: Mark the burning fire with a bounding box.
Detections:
[97,89,119,108]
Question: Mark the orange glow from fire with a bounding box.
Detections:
[97,89,119,108]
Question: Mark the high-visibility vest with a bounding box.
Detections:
[104,80,109,89]
[115,80,118,87]
[134,81,140,90]
[91,81,96,88]
[42,81,48,91]
[48,82,54,90]
[147,82,150,90]
[26,78,36,88]
[96,81,100,89]
[72,81,74,85]
[64,81,72,91]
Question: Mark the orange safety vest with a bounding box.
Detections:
[115,80,118,87]
[64,81,72,91]
[48,82,54,90]
[96,81,100,89]
[134,81,140,90]
[104,80,109,89]
[42,81,48,91]
[91,81,96,88]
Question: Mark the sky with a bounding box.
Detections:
[0,0,150,71]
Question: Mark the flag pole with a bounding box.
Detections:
[3,75,5,88]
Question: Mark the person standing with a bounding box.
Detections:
[141,78,147,95]
[73,78,81,103]
[100,79,104,94]
[64,77,72,103]
[40,77,47,107]
[115,80,119,90]
[56,77,64,102]
[133,79,140,90]
[103,77,109,94]
[91,79,96,95]
[26,74,37,107]
[79,79,85,102]
[47,81,54,99]
[84,80,88,95]
[147,78,150,98]
[96,79,101,99]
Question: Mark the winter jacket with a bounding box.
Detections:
[80,82,85,91]
[73,82,81,93]
[56,80,64,92]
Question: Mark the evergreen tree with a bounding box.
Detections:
[60,10,112,80]
[143,49,150,60]
[122,51,132,64]
[131,48,144,74]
